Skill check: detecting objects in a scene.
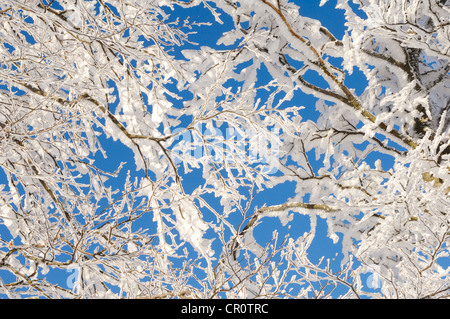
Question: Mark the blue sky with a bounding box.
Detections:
[0,0,388,297]
[159,0,377,294]
[167,0,398,296]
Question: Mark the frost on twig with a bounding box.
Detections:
[0,0,449,299]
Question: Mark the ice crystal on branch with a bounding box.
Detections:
[0,0,448,299]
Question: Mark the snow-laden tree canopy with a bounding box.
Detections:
[0,0,448,298]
